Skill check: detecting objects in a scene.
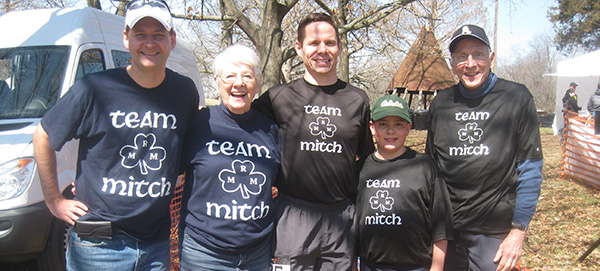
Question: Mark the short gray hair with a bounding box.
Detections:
[212,45,261,83]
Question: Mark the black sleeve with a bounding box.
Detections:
[431,174,454,242]
[425,98,437,158]
[356,104,375,160]
[516,89,543,162]
[252,91,275,120]
[179,108,209,174]
[349,150,369,204]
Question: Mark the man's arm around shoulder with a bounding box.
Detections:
[252,89,276,120]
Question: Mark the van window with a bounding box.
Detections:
[111,50,132,68]
[75,49,105,81]
[0,46,69,119]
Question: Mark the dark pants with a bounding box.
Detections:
[272,195,356,271]
[360,259,427,271]
[444,231,506,271]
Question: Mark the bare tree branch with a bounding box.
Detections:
[282,46,296,62]
[220,0,260,44]
[172,13,235,21]
[340,0,415,34]
[313,0,333,15]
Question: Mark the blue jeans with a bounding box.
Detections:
[66,228,170,271]
[180,232,271,271]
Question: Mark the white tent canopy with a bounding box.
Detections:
[548,50,600,135]
[546,50,600,77]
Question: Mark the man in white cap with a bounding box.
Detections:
[426,24,543,271]
[33,0,199,269]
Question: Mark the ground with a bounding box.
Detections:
[407,128,600,270]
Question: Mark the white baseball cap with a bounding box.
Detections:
[125,0,173,31]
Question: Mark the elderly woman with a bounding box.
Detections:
[179,45,281,271]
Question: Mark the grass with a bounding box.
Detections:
[407,128,600,270]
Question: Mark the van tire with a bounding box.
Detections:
[35,217,67,271]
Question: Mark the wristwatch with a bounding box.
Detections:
[511,222,528,231]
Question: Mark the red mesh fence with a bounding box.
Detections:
[169,175,185,271]
[562,111,600,189]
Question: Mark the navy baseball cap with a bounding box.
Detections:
[449,24,490,53]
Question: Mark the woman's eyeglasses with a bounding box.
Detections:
[219,73,255,85]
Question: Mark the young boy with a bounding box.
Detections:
[356,95,453,271]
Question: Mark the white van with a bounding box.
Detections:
[0,7,204,269]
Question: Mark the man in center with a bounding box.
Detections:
[253,12,374,271]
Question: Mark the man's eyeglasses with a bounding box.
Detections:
[219,73,255,85]
[126,0,171,13]
[452,51,489,65]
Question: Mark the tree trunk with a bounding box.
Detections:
[256,25,284,93]
[220,0,232,49]
[87,0,102,10]
[117,1,127,16]
[220,0,296,94]
[337,0,350,82]
[255,1,286,93]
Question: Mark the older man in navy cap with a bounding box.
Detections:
[33,0,199,270]
[426,24,543,271]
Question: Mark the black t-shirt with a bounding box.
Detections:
[253,78,374,204]
[41,68,199,241]
[356,149,453,268]
[425,78,543,234]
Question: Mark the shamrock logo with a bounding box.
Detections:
[458,122,483,144]
[119,133,166,175]
[219,160,266,199]
[309,116,337,139]
[370,190,394,212]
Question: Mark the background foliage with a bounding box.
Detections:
[549,0,600,55]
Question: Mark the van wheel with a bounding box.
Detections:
[35,217,67,271]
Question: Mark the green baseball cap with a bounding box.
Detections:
[371,95,411,123]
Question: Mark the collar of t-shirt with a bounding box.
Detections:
[301,77,344,94]
[218,102,254,122]
[458,72,497,99]
[372,147,416,163]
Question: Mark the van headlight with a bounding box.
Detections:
[0,158,35,201]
